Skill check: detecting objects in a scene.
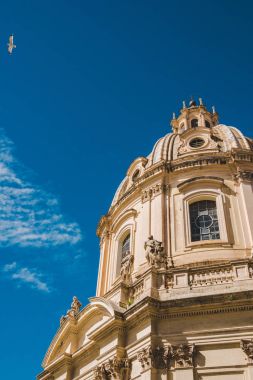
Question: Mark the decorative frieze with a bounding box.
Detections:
[144,236,166,269]
[170,156,229,172]
[141,183,168,203]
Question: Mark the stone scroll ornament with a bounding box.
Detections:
[144,236,166,269]
[241,339,253,361]
[60,296,82,325]
[94,356,131,380]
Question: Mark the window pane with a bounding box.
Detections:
[189,200,220,242]
[121,234,130,261]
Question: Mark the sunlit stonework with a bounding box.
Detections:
[38,99,253,380]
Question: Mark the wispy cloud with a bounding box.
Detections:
[0,129,82,248]
[3,262,50,292]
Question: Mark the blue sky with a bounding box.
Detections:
[0,1,252,378]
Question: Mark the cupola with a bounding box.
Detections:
[171,97,219,134]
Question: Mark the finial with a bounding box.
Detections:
[212,106,216,114]
[182,101,186,109]
[172,112,176,120]
[199,97,203,106]
[189,97,197,107]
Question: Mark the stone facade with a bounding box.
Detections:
[38,99,253,380]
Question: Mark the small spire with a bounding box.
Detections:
[189,97,197,107]
[199,97,203,106]
[182,100,186,109]
[172,112,176,120]
[212,106,216,114]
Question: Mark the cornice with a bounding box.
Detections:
[124,290,253,322]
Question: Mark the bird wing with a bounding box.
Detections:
[9,35,13,45]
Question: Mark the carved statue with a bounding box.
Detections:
[67,296,82,317]
[172,344,195,367]
[241,339,253,360]
[144,236,165,269]
[60,296,82,325]
[120,254,134,283]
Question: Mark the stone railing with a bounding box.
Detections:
[130,280,144,302]
[189,267,234,288]
[165,261,251,291]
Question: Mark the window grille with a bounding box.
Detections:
[189,200,220,242]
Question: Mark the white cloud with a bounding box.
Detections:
[0,129,82,248]
[2,262,50,292]
[12,267,50,292]
[3,261,17,272]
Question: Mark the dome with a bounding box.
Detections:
[111,120,253,209]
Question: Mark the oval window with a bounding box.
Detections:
[189,138,205,148]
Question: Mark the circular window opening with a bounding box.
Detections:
[195,214,213,229]
[189,138,205,148]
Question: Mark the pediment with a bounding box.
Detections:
[42,297,123,369]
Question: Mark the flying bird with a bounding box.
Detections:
[7,34,16,54]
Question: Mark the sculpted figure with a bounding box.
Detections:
[120,254,134,283]
[67,296,82,318]
[144,236,165,269]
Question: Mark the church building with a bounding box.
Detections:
[38,99,253,380]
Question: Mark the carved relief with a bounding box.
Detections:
[120,254,134,284]
[241,339,253,361]
[94,356,131,379]
[60,296,82,325]
[172,344,195,368]
[144,236,165,269]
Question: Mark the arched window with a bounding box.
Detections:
[191,119,198,128]
[121,234,130,261]
[205,120,211,128]
[189,200,220,242]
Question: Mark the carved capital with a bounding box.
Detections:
[234,171,253,183]
[94,356,131,380]
[137,345,172,369]
[172,344,196,368]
